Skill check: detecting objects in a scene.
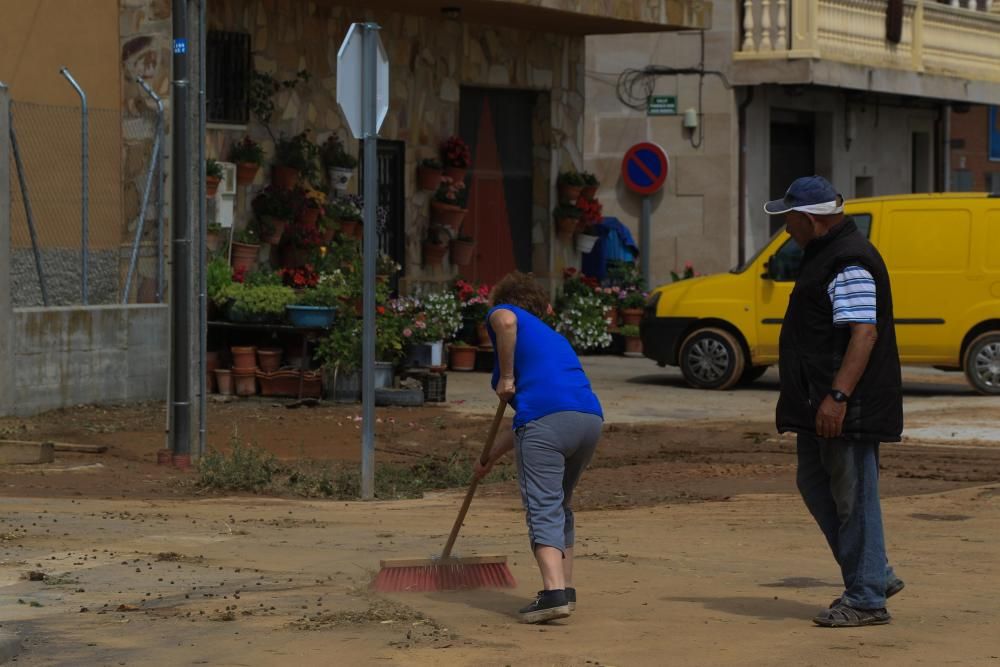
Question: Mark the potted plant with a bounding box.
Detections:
[553,204,582,242]
[297,188,326,225]
[206,159,224,197]
[320,135,358,192]
[557,171,586,204]
[422,228,449,268]
[316,317,362,403]
[220,283,295,324]
[581,171,600,200]
[441,136,471,182]
[328,196,363,240]
[620,324,643,356]
[207,255,234,320]
[575,197,603,253]
[229,136,264,186]
[448,341,476,371]
[554,290,613,353]
[231,226,261,273]
[251,186,295,245]
[206,222,226,253]
[430,177,467,231]
[377,253,401,284]
[286,272,347,328]
[620,290,647,326]
[455,279,492,346]
[417,158,443,192]
[671,262,697,282]
[450,234,475,266]
[420,290,462,367]
[273,131,318,189]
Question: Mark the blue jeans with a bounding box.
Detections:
[796,434,898,609]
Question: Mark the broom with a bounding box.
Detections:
[372,399,517,592]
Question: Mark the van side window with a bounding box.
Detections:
[770,213,873,282]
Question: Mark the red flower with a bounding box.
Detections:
[232,266,247,283]
[377,306,386,315]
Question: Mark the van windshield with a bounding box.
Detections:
[729,214,873,274]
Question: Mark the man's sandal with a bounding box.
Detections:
[814,602,891,628]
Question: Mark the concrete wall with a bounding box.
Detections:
[744,86,939,256]
[585,27,740,285]
[6,305,168,416]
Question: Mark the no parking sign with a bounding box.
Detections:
[621,142,669,196]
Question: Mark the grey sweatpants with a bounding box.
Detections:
[514,411,602,553]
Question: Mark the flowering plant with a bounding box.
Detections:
[441,136,471,169]
[295,271,348,307]
[274,130,319,180]
[228,135,264,165]
[670,262,698,282]
[327,196,361,222]
[279,264,319,289]
[621,290,647,309]
[285,220,324,249]
[434,176,467,207]
[252,185,296,221]
[595,285,625,307]
[301,188,327,210]
[319,135,358,170]
[455,279,491,322]
[557,171,586,187]
[562,267,599,299]
[577,196,603,230]
[420,290,463,341]
[556,291,612,352]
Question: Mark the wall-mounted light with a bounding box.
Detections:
[441,6,461,20]
[682,108,699,130]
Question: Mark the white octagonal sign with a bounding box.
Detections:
[337,23,389,139]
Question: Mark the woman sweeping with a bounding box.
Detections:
[474,271,604,624]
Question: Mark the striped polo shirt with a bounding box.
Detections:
[827,265,877,326]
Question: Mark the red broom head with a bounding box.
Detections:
[372,561,516,593]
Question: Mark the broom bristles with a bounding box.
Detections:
[372,560,516,592]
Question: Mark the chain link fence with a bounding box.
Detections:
[8,100,162,307]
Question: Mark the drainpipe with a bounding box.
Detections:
[941,102,951,192]
[737,87,754,265]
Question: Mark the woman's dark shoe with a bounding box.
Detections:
[519,589,571,624]
[814,602,891,627]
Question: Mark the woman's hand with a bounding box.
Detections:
[496,374,516,402]
[473,456,496,480]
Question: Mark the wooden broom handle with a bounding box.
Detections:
[441,399,507,560]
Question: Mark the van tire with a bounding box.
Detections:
[679,328,746,391]
[740,365,770,385]
[964,332,1000,395]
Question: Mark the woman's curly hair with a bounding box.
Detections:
[488,272,549,318]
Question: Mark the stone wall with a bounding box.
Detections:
[204,1,586,288]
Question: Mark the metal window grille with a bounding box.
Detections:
[206,30,250,125]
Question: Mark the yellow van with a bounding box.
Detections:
[640,193,1000,394]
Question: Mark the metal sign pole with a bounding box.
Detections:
[360,22,380,500]
[640,196,651,290]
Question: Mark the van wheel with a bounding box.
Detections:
[679,328,746,390]
[964,332,1000,395]
[740,365,770,385]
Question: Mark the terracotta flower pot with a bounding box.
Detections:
[230,242,260,273]
[231,368,257,396]
[423,241,448,267]
[449,345,476,371]
[271,165,299,190]
[256,369,322,398]
[257,348,283,373]
[443,166,467,183]
[206,351,220,394]
[417,165,443,191]
[214,369,233,396]
[263,219,287,246]
[231,345,257,371]
[558,184,583,204]
[606,306,619,330]
[321,226,336,243]
[621,308,643,327]
[297,207,321,226]
[476,322,492,347]
[450,238,475,266]
[581,185,598,201]
[555,217,578,242]
[206,230,224,253]
[338,220,359,239]
[624,335,643,356]
[430,201,467,231]
[236,162,259,186]
[206,176,221,198]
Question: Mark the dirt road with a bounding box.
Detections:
[2,357,1000,665]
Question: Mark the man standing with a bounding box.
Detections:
[765,176,905,628]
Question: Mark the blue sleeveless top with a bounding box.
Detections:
[486,304,603,428]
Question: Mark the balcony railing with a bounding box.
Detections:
[736,0,1000,83]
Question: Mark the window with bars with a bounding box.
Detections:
[206,30,251,125]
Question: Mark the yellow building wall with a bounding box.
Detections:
[0,0,123,254]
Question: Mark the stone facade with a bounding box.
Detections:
[204,1,587,289]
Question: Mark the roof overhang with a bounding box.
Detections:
[340,0,712,34]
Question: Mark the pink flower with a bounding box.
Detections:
[403,328,413,338]
[415,320,426,329]
[684,261,693,270]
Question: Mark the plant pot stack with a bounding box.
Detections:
[230,346,258,396]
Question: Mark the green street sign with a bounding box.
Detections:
[647,95,678,116]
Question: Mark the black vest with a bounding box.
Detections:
[776,219,903,442]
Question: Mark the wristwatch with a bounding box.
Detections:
[829,389,850,403]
